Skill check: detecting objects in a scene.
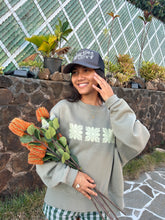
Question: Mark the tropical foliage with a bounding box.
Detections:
[105,54,136,85]
[140,61,165,82]
[126,0,165,23]
[25,18,72,58]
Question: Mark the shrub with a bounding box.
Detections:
[140,61,165,82]
[105,54,136,85]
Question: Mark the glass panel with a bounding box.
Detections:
[0,16,26,54]
[89,8,105,36]
[77,21,95,48]
[81,0,97,14]
[0,1,8,17]
[8,0,20,7]
[64,1,85,28]
[16,0,44,35]
[38,0,60,19]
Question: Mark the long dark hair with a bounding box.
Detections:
[65,81,81,102]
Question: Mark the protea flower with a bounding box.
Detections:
[36,107,50,122]
[9,118,32,137]
[28,153,44,165]
[21,142,32,150]
[29,144,47,158]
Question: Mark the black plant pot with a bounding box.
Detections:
[44,57,62,74]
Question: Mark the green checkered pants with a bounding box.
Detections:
[43,202,109,220]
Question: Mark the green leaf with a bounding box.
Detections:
[43,155,54,162]
[41,137,46,142]
[59,136,67,147]
[27,124,35,135]
[20,135,33,143]
[28,142,41,146]
[58,18,62,28]
[46,152,57,157]
[34,129,41,140]
[25,35,48,48]
[64,152,70,160]
[138,16,145,22]
[40,128,47,133]
[38,41,50,54]
[65,145,70,154]
[57,148,64,156]
[71,154,79,166]
[62,21,69,32]
[62,152,70,163]
[49,120,53,127]
[61,154,65,163]
[45,127,56,139]
[43,153,60,162]
[52,118,59,130]
[48,142,55,150]
[62,29,72,37]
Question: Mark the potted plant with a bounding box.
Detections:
[0,67,4,75]
[18,59,43,78]
[25,18,72,74]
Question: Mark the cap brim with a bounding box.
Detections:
[63,61,101,74]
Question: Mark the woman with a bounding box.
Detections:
[36,48,150,220]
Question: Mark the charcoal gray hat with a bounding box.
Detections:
[63,48,105,77]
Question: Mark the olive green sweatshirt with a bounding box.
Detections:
[36,95,150,213]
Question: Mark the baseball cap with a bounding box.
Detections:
[63,48,105,77]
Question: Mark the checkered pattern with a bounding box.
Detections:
[43,202,109,220]
[0,0,165,72]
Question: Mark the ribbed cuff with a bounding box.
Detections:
[105,95,119,109]
[66,167,79,186]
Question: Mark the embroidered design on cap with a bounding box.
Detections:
[74,50,94,61]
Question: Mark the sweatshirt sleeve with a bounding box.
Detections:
[36,101,78,188]
[36,162,78,188]
[105,95,150,166]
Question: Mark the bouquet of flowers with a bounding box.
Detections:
[8,107,125,220]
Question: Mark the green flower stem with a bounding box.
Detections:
[52,138,81,170]
[28,129,123,218]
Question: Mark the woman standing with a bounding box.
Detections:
[36,48,150,220]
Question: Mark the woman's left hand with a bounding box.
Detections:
[93,73,114,101]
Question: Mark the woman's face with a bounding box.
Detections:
[71,65,98,97]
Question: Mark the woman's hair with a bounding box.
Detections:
[65,81,81,102]
[65,69,105,103]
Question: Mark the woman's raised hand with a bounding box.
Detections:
[93,73,114,101]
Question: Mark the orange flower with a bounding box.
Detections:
[29,144,47,158]
[57,132,62,140]
[36,107,50,122]
[28,153,44,165]
[21,142,31,150]
[9,118,32,137]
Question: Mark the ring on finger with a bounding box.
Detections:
[76,183,80,189]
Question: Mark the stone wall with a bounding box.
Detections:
[0,75,164,199]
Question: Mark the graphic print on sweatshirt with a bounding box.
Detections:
[69,123,115,143]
